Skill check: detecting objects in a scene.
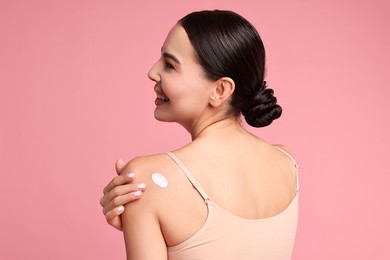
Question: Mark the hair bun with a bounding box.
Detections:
[242,82,282,127]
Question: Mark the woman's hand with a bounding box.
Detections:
[100,159,146,231]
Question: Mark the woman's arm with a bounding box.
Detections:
[121,157,168,260]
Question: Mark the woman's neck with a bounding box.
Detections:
[189,116,245,141]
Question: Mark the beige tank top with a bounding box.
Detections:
[165,148,299,260]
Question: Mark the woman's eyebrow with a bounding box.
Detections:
[161,49,181,64]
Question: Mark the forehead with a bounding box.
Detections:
[162,24,196,62]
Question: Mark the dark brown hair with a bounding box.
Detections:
[179,10,282,127]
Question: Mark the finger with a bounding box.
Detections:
[100,182,145,207]
[102,188,144,214]
[105,206,125,231]
[102,173,135,195]
[115,159,126,175]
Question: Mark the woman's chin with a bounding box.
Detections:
[154,111,173,122]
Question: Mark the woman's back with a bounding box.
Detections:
[122,126,298,259]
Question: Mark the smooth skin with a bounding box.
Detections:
[102,24,297,259]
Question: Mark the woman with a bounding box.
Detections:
[100,10,298,259]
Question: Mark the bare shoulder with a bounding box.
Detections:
[121,153,175,195]
[272,143,298,165]
[122,154,169,177]
[273,144,295,158]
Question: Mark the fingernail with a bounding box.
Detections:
[133,190,142,197]
[137,183,146,189]
[127,173,135,178]
[117,206,124,212]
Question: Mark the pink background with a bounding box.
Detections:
[1,0,389,259]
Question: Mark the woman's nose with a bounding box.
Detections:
[147,60,161,82]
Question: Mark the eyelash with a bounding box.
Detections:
[164,61,174,71]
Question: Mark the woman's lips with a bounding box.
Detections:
[155,96,169,106]
[154,85,169,106]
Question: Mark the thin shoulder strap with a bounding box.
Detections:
[274,146,299,192]
[165,152,211,203]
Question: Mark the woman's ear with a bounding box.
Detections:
[209,77,235,107]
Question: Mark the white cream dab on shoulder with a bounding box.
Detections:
[151,173,168,188]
